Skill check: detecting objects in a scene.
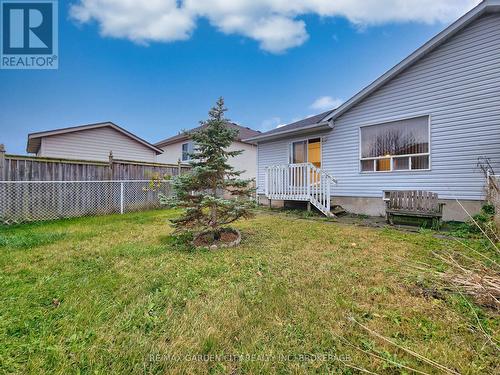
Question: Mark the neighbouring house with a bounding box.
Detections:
[27,122,163,162]
[246,0,500,221]
[155,122,261,180]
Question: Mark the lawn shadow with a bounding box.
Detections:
[158,233,198,253]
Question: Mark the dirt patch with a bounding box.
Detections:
[193,228,241,249]
[407,283,446,301]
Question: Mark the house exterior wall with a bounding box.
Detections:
[37,127,158,162]
[256,131,330,192]
[257,13,500,220]
[157,140,257,180]
[228,141,257,180]
[156,142,185,164]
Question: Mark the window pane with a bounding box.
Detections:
[308,139,321,168]
[361,116,429,158]
[393,157,410,170]
[292,141,307,163]
[361,159,374,172]
[376,158,391,171]
[182,143,190,161]
[411,155,429,170]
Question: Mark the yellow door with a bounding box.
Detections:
[308,139,321,184]
[308,139,321,168]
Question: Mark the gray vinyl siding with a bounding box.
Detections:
[38,127,158,162]
[257,131,330,193]
[258,13,500,201]
[257,138,289,192]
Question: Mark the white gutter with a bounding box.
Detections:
[244,120,333,143]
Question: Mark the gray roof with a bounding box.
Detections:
[248,110,333,140]
[27,121,163,154]
[155,122,261,147]
[246,0,500,143]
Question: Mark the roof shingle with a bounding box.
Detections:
[154,122,261,147]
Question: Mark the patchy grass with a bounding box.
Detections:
[0,209,498,374]
[0,231,67,249]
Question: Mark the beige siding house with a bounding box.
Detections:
[27,122,163,162]
[155,123,260,180]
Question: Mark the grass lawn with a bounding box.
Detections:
[1,209,498,374]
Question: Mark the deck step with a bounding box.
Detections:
[309,197,335,218]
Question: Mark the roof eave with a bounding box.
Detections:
[26,122,163,155]
[155,123,261,148]
[26,136,40,154]
[154,135,189,148]
[244,121,333,143]
[156,135,258,148]
[321,0,493,123]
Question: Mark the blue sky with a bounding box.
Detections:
[0,1,478,154]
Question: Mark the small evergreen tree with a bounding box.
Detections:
[161,97,254,240]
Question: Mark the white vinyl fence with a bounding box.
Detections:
[0,180,172,225]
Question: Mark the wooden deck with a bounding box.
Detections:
[265,163,337,217]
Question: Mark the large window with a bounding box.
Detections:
[181,142,193,161]
[360,116,430,172]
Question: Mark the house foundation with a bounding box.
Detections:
[258,194,483,222]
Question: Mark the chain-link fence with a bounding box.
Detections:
[0,180,172,225]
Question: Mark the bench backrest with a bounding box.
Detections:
[387,190,440,213]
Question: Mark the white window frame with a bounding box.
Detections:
[288,137,323,165]
[358,115,431,173]
[181,141,193,162]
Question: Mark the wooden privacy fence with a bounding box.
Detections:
[0,144,189,224]
[0,144,191,181]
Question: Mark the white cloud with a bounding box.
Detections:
[70,0,480,53]
[70,0,195,44]
[310,96,343,111]
[260,116,285,130]
[245,16,308,54]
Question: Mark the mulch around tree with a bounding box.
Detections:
[193,228,240,248]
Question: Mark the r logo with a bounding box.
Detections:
[3,2,52,54]
[1,1,58,68]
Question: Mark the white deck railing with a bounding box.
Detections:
[265,163,337,216]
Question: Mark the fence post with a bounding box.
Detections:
[108,151,114,180]
[0,144,5,181]
[487,170,490,201]
[264,167,268,196]
[306,164,310,198]
[177,159,181,176]
[120,182,124,214]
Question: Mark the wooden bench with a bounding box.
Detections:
[385,190,445,228]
